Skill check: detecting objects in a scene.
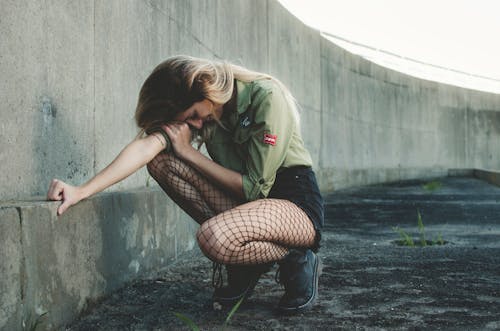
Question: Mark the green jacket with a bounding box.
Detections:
[206,79,313,201]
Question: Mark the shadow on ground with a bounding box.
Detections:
[68,177,500,330]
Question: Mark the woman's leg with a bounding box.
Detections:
[148,153,319,311]
[196,198,317,265]
[148,153,316,265]
[147,153,240,224]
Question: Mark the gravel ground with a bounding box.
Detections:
[68,177,500,330]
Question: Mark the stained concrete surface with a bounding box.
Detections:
[3,1,500,201]
[67,176,500,330]
[0,189,197,331]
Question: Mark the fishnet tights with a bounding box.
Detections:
[147,153,239,224]
[197,199,316,265]
[147,153,316,265]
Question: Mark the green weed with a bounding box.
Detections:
[422,180,442,191]
[172,312,200,331]
[417,210,426,247]
[393,210,446,247]
[173,296,244,331]
[434,233,445,246]
[223,296,244,329]
[392,226,415,247]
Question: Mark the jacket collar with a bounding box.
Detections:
[220,80,253,130]
[236,80,252,114]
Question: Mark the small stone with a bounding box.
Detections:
[213,302,222,311]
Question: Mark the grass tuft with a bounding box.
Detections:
[392,226,415,247]
[417,210,426,247]
[422,180,442,191]
[172,312,200,331]
[393,210,447,247]
[223,296,245,330]
[173,296,245,330]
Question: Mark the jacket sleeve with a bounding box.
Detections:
[241,84,295,201]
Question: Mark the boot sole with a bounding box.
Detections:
[278,254,322,314]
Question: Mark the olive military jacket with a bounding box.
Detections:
[205,79,313,201]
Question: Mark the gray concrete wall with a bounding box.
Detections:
[1,0,500,330]
[0,189,196,330]
[318,38,500,190]
[1,0,500,199]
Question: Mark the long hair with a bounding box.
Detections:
[135,55,300,145]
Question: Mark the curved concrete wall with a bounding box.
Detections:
[1,0,500,200]
[1,0,500,330]
[319,39,500,190]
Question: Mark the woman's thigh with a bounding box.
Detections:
[147,152,240,222]
[196,198,316,264]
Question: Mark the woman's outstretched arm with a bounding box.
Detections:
[47,133,166,215]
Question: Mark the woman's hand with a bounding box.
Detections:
[45,135,165,217]
[46,179,84,216]
[162,122,196,159]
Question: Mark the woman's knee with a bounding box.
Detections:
[196,218,237,262]
[196,220,217,254]
[146,153,177,178]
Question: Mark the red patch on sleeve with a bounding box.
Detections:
[263,133,277,146]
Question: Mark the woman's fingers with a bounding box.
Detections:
[46,179,80,215]
[163,122,193,158]
[164,122,185,134]
[164,123,190,143]
[162,123,175,137]
[47,179,64,200]
[57,199,72,216]
[47,179,57,198]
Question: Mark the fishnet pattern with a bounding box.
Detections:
[197,199,316,265]
[147,153,239,224]
[147,153,316,265]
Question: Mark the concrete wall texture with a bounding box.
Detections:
[1,0,499,330]
[0,190,196,330]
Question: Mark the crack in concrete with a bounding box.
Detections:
[15,207,26,302]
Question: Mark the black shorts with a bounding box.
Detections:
[268,166,324,251]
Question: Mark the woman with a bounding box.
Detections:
[47,55,324,313]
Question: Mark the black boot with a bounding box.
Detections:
[212,263,273,305]
[277,249,320,313]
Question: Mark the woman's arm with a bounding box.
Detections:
[164,122,245,201]
[182,148,245,201]
[47,133,166,215]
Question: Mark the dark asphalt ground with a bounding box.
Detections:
[67,176,500,331]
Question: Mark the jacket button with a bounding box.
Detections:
[259,179,265,184]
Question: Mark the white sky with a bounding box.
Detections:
[279,0,500,93]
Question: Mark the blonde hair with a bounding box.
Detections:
[135,55,300,145]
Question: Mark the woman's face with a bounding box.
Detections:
[173,99,222,129]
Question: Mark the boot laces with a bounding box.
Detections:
[212,262,223,288]
[275,267,281,284]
